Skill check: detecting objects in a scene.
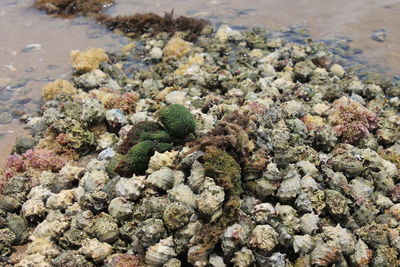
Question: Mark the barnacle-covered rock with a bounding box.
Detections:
[324,189,349,218]
[231,247,256,267]
[59,227,89,249]
[46,189,75,210]
[372,245,399,267]
[84,212,119,243]
[163,202,193,231]
[145,236,177,266]
[355,223,389,249]
[51,250,92,267]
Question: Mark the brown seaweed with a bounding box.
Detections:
[33,0,210,40]
[33,0,114,16]
[96,11,209,40]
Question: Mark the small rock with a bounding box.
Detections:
[371,29,386,42]
[150,47,163,59]
[0,112,13,124]
[0,77,12,89]
[21,44,42,52]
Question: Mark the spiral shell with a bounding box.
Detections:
[299,213,319,235]
[79,238,113,263]
[249,225,279,253]
[114,176,145,201]
[310,242,341,266]
[108,197,134,222]
[323,224,355,255]
[187,160,206,193]
[84,212,119,243]
[136,218,167,248]
[277,176,301,201]
[231,247,255,267]
[251,203,276,224]
[145,236,177,266]
[221,223,251,257]
[167,184,198,208]
[147,151,178,174]
[196,178,225,217]
[293,235,315,254]
[146,167,175,191]
[80,170,110,193]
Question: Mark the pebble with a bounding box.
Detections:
[0,112,13,124]
[371,29,386,42]
[21,44,42,52]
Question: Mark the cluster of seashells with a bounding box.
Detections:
[0,23,399,266]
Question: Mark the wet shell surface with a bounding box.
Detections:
[147,151,179,174]
[145,236,177,266]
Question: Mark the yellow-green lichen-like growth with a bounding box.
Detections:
[204,146,243,196]
[160,104,196,138]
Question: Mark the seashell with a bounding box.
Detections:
[27,237,61,258]
[108,197,134,222]
[240,195,262,215]
[388,228,400,253]
[79,238,113,263]
[275,203,300,231]
[27,185,53,201]
[33,210,70,240]
[187,244,208,267]
[6,213,28,245]
[145,236,177,266]
[15,253,52,267]
[349,178,374,201]
[296,160,319,177]
[84,213,119,244]
[146,167,175,191]
[173,170,185,186]
[372,192,394,209]
[196,178,225,217]
[300,175,319,193]
[147,151,178,174]
[173,221,202,255]
[177,149,205,170]
[187,160,206,193]
[324,189,349,217]
[263,163,281,181]
[136,218,167,248]
[249,225,279,253]
[277,175,301,201]
[221,223,251,257]
[59,164,85,181]
[231,247,255,267]
[45,189,75,210]
[80,170,110,193]
[59,227,89,249]
[167,184,198,208]
[251,203,276,224]
[256,252,286,267]
[21,198,47,222]
[350,239,373,267]
[310,242,341,266]
[209,253,226,267]
[293,235,316,254]
[162,258,182,267]
[86,159,109,172]
[51,250,90,267]
[114,176,145,200]
[295,192,313,213]
[353,204,379,226]
[299,213,319,235]
[323,224,355,255]
[389,203,400,221]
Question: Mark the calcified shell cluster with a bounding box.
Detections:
[1,23,400,267]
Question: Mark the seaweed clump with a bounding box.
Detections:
[33,1,210,40]
[97,11,209,40]
[160,104,196,138]
[33,0,114,16]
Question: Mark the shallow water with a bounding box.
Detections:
[0,0,399,165]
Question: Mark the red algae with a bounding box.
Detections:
[329,96,378,144]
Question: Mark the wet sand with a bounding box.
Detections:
[0,0,399,165]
